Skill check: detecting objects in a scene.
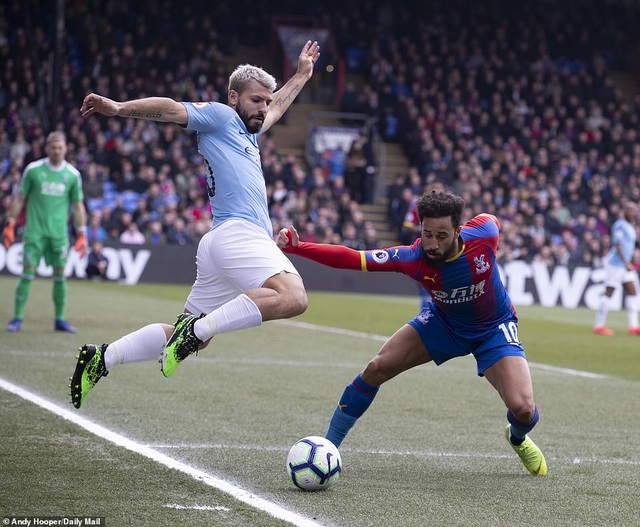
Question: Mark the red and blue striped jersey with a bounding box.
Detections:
[287,214,516,335]
[364,214,514,333]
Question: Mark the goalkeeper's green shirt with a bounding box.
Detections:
[20,158,84,240]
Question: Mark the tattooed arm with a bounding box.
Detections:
[261,40,320,132]
[80,94,188,126]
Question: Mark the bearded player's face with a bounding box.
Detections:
[420,216,461,264]
[231,80,273,134]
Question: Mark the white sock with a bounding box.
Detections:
[625,295,639,328]
[594,296,611,328]
[104,323,168,370]
[193,294,262,341]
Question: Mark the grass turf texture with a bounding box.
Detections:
[1,276,639,526]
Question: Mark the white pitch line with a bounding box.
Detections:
[276,320,610,379]
[1,320,611,380]
[276,319,389,342]
[0,377,324,527]
[164,504,230,511]
[1,346,609,380]
[528,363,607,379]
[146,442,640,467]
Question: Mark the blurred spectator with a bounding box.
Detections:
[114,159,148,194]
[343,133,375,204]
[146,220,166,245]
[87,211,108,244]
[165,217,193,245]
[321,147,346,182]
[86,241,109,280]
[401,195,421,245]
[298,221,320,243]
[119,220,146,245]
[132,197,154,232]
[387,173,407,224]
[82,162,105,200]
[363,222,380,250]
[341,221,366,250]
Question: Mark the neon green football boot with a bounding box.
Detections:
[505,425,547,476]
[161,313,204,378]
[69,344,109,409]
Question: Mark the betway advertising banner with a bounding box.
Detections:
[1,243,176,286]
[0,243,627,309]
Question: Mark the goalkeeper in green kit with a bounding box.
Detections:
[3,131,88,333]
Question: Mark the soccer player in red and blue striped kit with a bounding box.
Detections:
[277,189,547,476]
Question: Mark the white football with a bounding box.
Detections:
[286,436,342,491]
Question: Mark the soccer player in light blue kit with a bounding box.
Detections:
[593,201,640,336]
[69,41,320,409]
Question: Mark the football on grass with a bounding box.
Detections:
[286,436,342,491]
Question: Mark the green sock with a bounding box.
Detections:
[53,274,67,320]
[14,274,34,319]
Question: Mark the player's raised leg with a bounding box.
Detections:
[161,271,306,377]
[162,225,307,377]
[70,323,172,408]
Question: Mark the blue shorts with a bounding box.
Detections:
[407,303,526,377]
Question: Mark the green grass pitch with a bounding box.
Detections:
[1,276,639,526]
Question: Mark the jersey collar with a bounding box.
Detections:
[445,239,465,262]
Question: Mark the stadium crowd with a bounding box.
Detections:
[1,0,640,269]
[327,1,640,268]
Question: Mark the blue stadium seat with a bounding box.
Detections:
[86,198,104,212]
[121,191,141,213]
[102,180,116,193]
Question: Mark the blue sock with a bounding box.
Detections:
[507,406,539,445]
[326,408,359,447]
[325,374,379,447]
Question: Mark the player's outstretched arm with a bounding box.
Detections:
[277,226,363,270]
[262,40,320,132]
[80,94,188,126]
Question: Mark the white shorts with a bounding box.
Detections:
[603,262,636,289]
[185,219,300,315]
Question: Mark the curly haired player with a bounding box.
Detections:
[277,189,547,476]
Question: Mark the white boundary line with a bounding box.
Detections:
[144,442,639,467]
[164,504,230,511]
[1,346,610,380]
[2,320,611,380]
[0,377,324,527]
[276,320,610,379]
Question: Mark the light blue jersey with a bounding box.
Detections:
[183,102,272,236]
[607,218,636,267]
